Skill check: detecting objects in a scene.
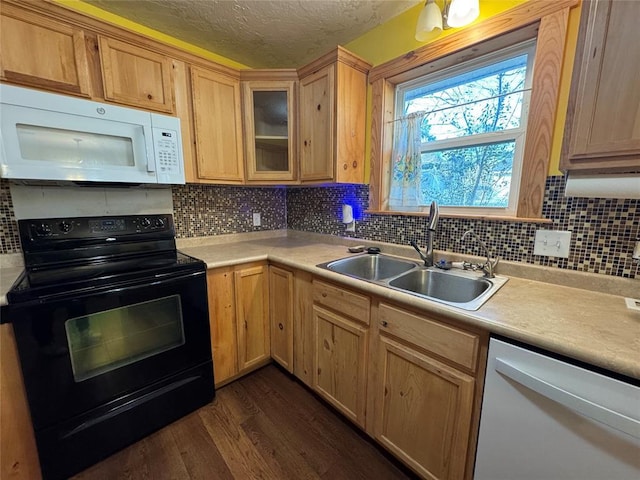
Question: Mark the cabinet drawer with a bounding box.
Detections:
[313,280,370,325]
[378,303,479,372]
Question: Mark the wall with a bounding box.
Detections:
[287,179,639,279]
[0,179,286,255]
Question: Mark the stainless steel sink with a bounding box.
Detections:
[322,254,417,281]
[317,253,508,311]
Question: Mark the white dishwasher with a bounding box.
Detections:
[474,337,640,480]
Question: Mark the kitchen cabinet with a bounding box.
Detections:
[297,47,371,184]
[0,3,92,97]
[206,262,270,386]
[561,0,640,172]
[241,70,298,183]
[312,280,370,427]
[190,66,245,183]
[371,302,484,480]
[293,269,314,386]
[0,323,41,480]
[98,36,175,113]
[269,265,294,372]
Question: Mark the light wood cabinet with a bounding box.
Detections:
[98,36,174,113]
[206,262,270,386]
[298,47,371,184]
[312,279,370,427]
[269,265,294,372]
[0,4,92,97]
[373,335,474,480]
[0,324,41,480]
[371,302,485,480]
[561,0,640,172]
[235,264,270,372]
[241,70,298,183]
[293,270,314,386]
[190,66,245,183]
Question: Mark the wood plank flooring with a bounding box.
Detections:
[72,365,414,480]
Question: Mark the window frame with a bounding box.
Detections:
[367,0,578,221]
[392,40,536,216]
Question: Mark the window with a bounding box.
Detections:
[391,41,535,216]
[368,3,573,220]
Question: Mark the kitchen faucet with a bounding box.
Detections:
[410,201,439,267]
[461,230,499,278]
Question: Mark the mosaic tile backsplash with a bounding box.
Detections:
[2,177,638,279]
[171,184,286,238]
[287,176,639,279]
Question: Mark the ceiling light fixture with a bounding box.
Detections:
[415,0,480,42]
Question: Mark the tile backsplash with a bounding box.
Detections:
[287,176,639,279]
[2,177,638,279]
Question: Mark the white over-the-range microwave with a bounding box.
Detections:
[0,84,185,185]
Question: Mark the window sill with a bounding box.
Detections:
[365,210,552,224]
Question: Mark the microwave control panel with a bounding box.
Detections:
[153,128,180,175]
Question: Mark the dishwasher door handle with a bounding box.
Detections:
[494,358,640,439]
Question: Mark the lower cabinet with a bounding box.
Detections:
[311,280,370,428]
[269,265,294,372]
[371,302,485,480]
[206,262,270,386]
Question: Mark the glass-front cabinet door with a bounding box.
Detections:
[241,75,297,182]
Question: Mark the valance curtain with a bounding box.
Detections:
[389,113,423,207]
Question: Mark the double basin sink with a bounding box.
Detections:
[318,253,508,311]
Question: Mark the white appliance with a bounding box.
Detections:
[0,84,184,185]
[475,337,640,480]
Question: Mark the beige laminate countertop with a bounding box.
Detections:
[178,232,640,380]
[2,231,638,379]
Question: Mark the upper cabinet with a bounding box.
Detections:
[241,70,298,183]
[298,47,371,184]
[0,3,92,97]
[190,66,245,183]
[561,0,640,172]
[98,36,174,114]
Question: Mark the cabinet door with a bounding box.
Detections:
[243,81,297,182]
[0,7,91,97]
[206,267,238,386]
[299,64,335,181]
[235,265,270,372]
[191,66,245,183]
[269,266,294,372]
[98,36,174,113]
[312,305,368,427]
[334,62,367,184]
[1,324,41,480]
[562,0,640,171]
[373,335,475,480]
[293,270,314,386]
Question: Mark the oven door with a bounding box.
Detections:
[9,268,212,431]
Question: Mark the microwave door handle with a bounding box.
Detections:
[494,358,640,439]
[144,124,156,173]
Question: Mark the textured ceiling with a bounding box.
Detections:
[84,0,419,68]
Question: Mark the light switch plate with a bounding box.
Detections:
[252,212,261,227]
[533,230,572,258]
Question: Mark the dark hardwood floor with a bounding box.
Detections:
[72,365,414,479]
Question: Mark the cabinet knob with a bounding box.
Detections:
[322,292,327,298]
[317,104,321,111]
[278,323,284,330]
[343,164,348,170]
[352,161,357,168]
[381,320,388,327]
[147,94,153,100]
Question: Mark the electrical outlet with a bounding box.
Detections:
[533,230,571,258]
[252,212,261,227]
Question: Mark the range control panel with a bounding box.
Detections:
[21,214,174,241]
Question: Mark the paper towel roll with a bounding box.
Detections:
[564,173,640,199]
